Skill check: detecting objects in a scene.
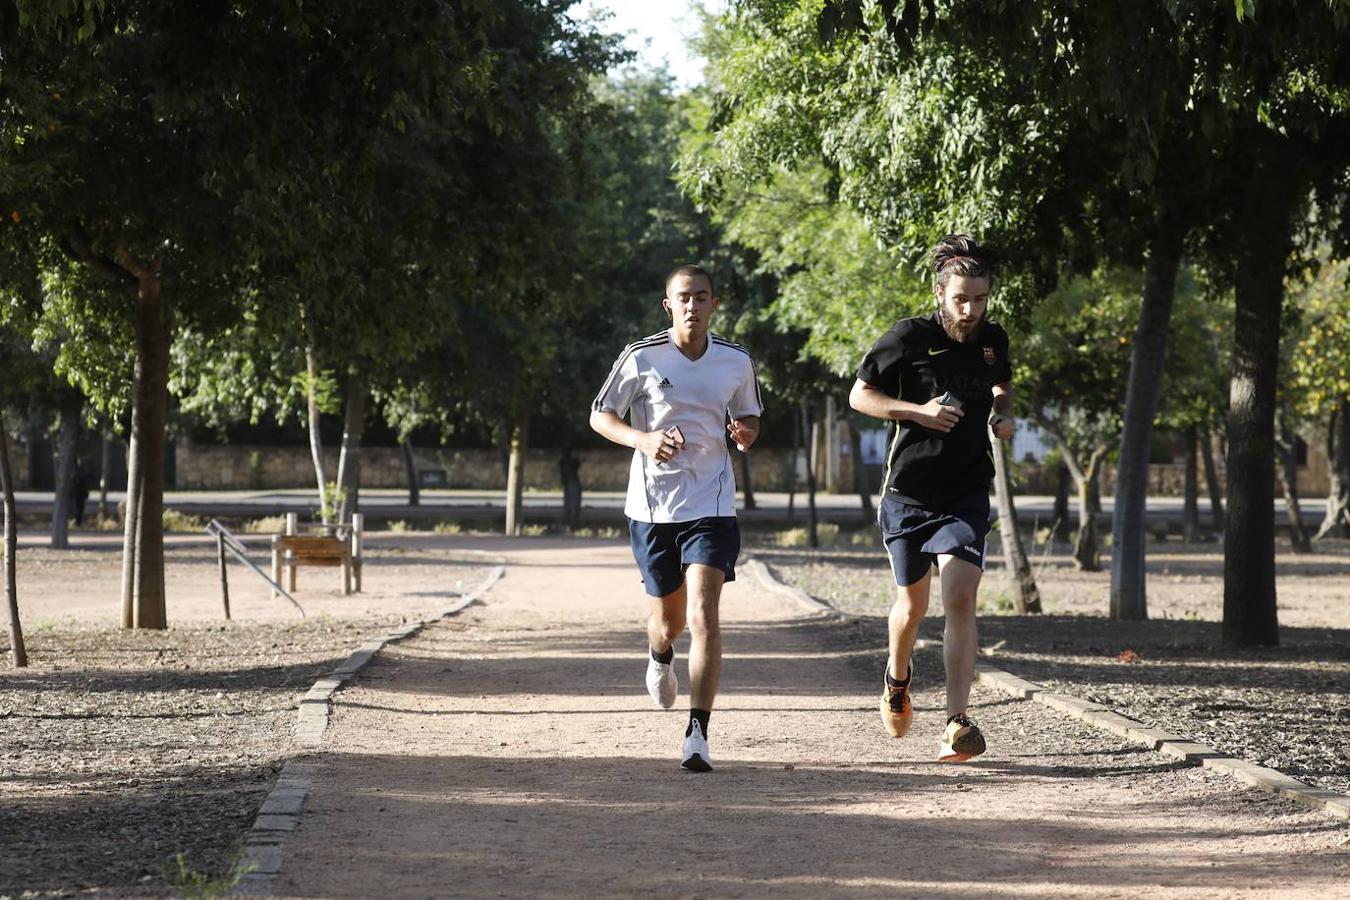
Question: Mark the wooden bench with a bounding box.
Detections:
[270,515,364,596]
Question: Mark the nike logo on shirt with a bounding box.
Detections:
[927,347,950,356]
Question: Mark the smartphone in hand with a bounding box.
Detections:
[664,425,685,445]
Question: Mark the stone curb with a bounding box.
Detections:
[230,557,507,896]
[293,562,505,747]
[975,662,1350,821]
[742,558,838,616]
[749,557,1350,823]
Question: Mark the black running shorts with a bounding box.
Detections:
[878,493,990,586]
[627,516,740,598]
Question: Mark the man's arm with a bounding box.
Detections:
[989,382,1015,441]
[848,379,963,434]
[589,409,680,462]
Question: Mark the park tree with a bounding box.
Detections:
[688,0,1350,646]
[1017,269,1142,571]
[3,0,618,606]
[1285,254,1350,540]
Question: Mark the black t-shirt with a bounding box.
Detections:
[856,312,1013,508]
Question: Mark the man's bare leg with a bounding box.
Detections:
[888,569,932,682]
[685,564,724,710]
[648,584,687,655]
[935,555,981,717]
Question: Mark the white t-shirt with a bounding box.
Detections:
[593,329,764,523]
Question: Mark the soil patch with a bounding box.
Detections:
[0,531,498,897]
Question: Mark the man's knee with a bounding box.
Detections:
[652,614,685,646]
[893,583,930,618]
[942,587,978,618]
[687,596,720,640]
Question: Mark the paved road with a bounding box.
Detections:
[262,540,1348,898]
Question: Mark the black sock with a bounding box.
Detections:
[885,664,911,689]
[687,708,710,737]
[651,645,674,664]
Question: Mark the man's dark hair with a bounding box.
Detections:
[665,264,715,297]
[930,234,998,290]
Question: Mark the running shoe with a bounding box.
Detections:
[938,714,986,762]
[681,720,713,772]
[879,659,913,738]
[646,655,678,709]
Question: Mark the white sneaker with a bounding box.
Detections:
[646,655,678,709]
[681,720,713,772]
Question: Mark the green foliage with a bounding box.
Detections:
[321,481,346,526]
[161,509,204,533]
[1285,253,1350,420]
[241,515,287,535]
[160,849,255,899]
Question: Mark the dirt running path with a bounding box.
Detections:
[275,539,1348,897]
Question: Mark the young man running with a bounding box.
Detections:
[848,234,1015,762]
[589,265,762,772]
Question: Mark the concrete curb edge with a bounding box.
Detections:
[749,556,1350,823]
[231,556,507,895]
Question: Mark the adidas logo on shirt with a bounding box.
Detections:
[657,377,673,388]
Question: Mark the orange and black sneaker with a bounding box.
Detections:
[938,714,986,762]
[879,659,913,738]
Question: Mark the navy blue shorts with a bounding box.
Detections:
[628,517,740,598]
[878,493,991,586]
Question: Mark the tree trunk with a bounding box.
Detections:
[401,439,420,507]
[0,422,27,667]
[739,448,757,510]
[1276,424,1310,554]
[1201,421,1226,533]
[991,432,1042,613]
[123,275,168,630]
[787,404,799,523]
[800,400,818,548]
[1182,425,1201,543]
[305,347,330,526]
[50,392,80,549]
[496,420,511,485]
[335,372,366,526]
[97,431,110,519]
[120,431,141,629]
[1315,403,1349,539]
[1071,449,1111,574]
[559,445,582,530]
[1222,132,1299,649]
[1073,478,1099,571]
[1052,462,1072,544]
[848,419,873,520]
[505,406,530,536]
[1110,206,1186,621]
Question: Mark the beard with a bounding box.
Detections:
[938,306,986,343]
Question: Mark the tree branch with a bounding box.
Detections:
[60,222,137,289]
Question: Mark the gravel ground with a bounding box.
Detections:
[756,538,1350,799]
[0,534,498,897]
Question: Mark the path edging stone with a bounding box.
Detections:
[231,557,506,896]
[748,556,1350,823]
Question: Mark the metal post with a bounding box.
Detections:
[216,531,231,621]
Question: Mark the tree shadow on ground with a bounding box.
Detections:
[275,751,1350,898]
